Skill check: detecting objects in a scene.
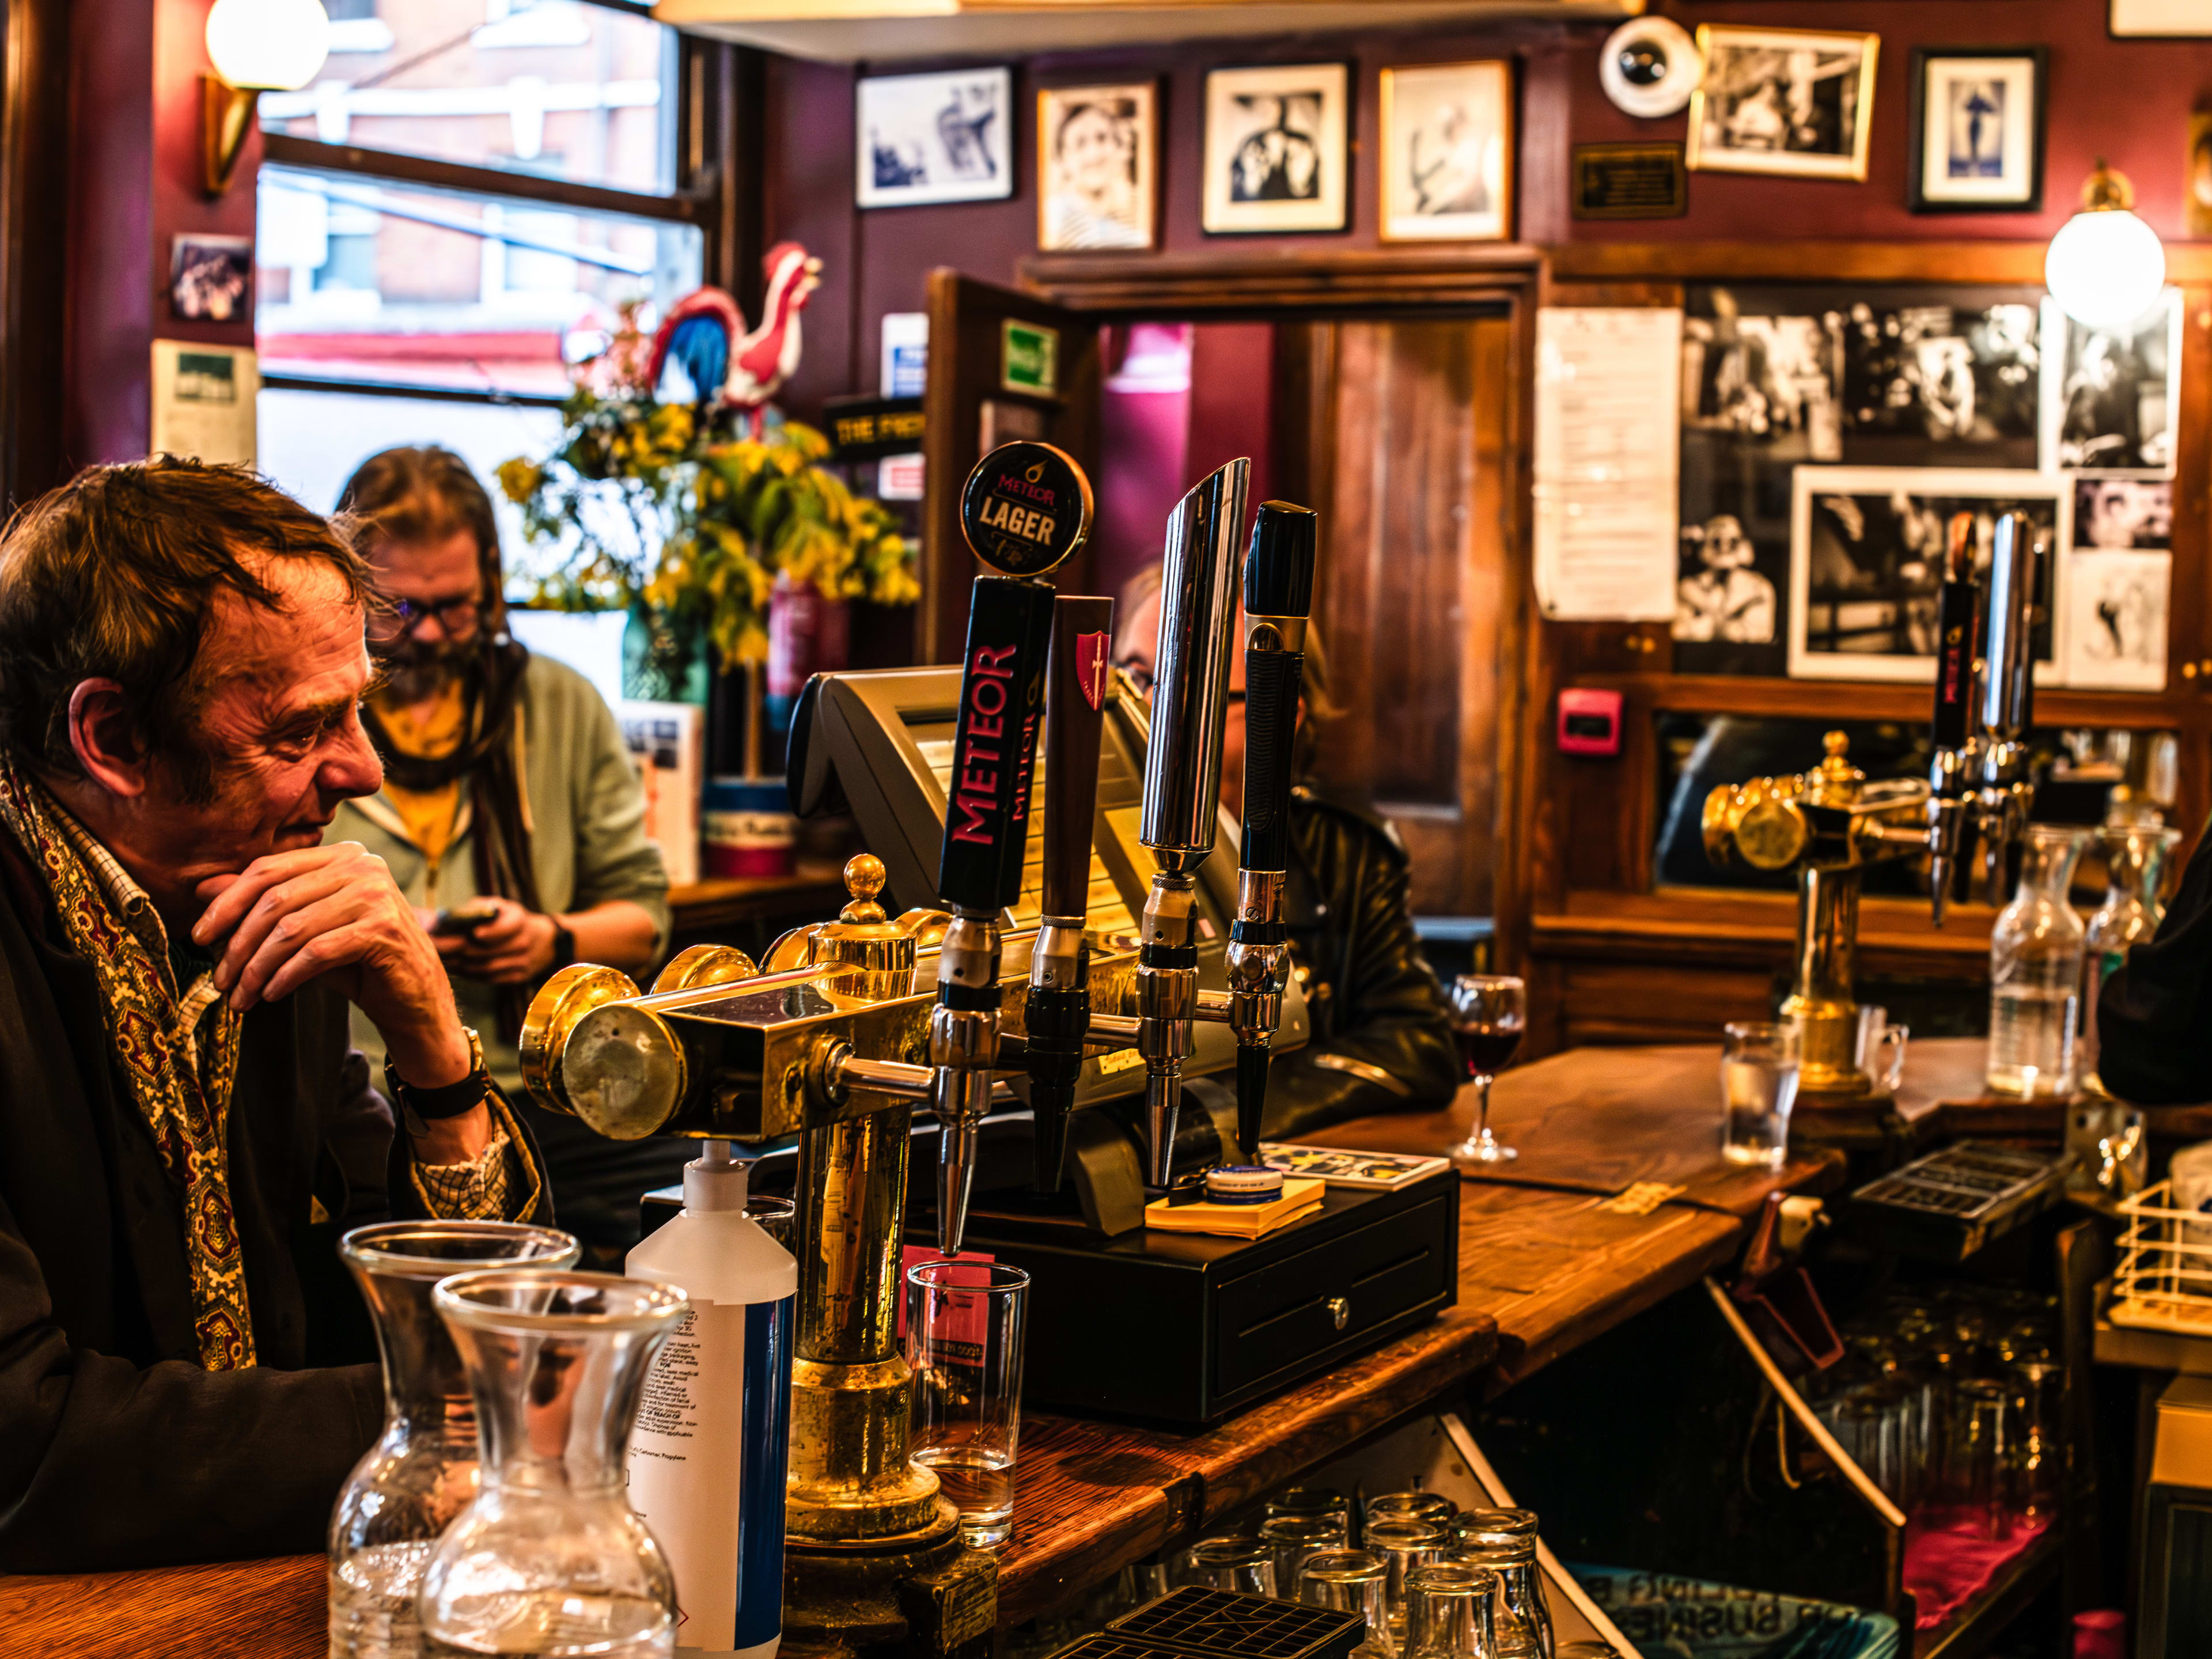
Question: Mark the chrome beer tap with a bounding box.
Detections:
[1135,457,1249,1191]
[1225,502,1317,1161]
[1925,511,1981,927]
[1973,512,2040,905]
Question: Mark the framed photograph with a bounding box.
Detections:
[2073,478,2172,551]
[1907,48,2046,213]
[2066,550,2170,690]
[1787,467,2069,684]
[1201,62,1350,235]
[1673,498,1790,679]
[2112,0,2212,37]
[1681,298,1844,461]
[169,233,252,322]
[1839,293,2042,464]
[857,67,1013,209]
[2040,291,2181,477]
[1687,26,1878,181]
[1037,82,1157,252]
[1378,60,1513,242]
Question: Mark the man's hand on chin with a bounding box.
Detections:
[191,842,491,1163]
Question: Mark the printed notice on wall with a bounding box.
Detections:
[1533,308,1681,621]
[151,340,259,467]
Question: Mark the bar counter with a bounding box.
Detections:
[0,1044,1838,1658]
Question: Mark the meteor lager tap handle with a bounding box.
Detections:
[1228,502,1316,1161]
[1027,596,1114,1194]
[1932,512,1979,754]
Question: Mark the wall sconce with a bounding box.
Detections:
[2044,160,2167,332]
[203,0,331,196]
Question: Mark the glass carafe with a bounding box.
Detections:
[419,1269,690,1659]
[1986,825,2091,1098]
[2080,824,2180,1081]
[330,1221,579,1659]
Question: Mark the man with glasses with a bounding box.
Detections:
[330,446,675,1262]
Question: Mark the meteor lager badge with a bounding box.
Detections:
[960,441,1094,578]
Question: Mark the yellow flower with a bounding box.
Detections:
[497,458,543,502]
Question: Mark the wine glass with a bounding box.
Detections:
[1449,975,1525,1166]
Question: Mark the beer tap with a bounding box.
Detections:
[1135,457,1250,1192]
[1975,512,2040,904]
[931,441,1093,1253]
[1024,596,1115,1193]
[1925,511,1980,927]
[1225,502,1317,1161]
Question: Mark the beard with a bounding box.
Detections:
[378,634,477,703]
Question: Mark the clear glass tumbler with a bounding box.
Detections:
[1363,1518,1446,1641]
[1368,1490,1457,1529]
[1184,1537,1277,1596]
[904,1259,1031,1548]
[1450,1535,1553,1659]
[1402,1562,1499,1659]
[1298,1550,1394,1659]
[418,1268,690,1659]
[328,1219,579,1659]
[1720,1021,1800,1169]
[1940,1377,2016,1541]
[1262,1513,1346,1596]
[1266,1486,1353,1544]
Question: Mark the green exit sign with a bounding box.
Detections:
[1001,320,1059,395]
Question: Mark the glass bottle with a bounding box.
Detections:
[2080,824,2180,1081]
[1986,825,2091,1098]
[418,1268,690,1659]
[329,1220,579,1659]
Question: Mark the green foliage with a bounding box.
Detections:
[499,387,918,668]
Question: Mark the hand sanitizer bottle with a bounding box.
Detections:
[627,1143,797,1659]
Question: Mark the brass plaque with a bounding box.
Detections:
[1571,142,1687,221]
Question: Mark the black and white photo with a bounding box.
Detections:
[2066,550,2169,691]
[1202,63,1350,234]
[2041,290,2181,476]
[1788,467,2067,683]
[1840,298,2041,461]
[1907,49,2046,213]
[1687,25,1878,181]
[169,233,252,323]
[857,68,1013,209]
[2074,478,2172,550]
[1681,293,1843,460]
[1037,82,1157,251]
[1671,465,1794,678]
[1379,61,1513,243]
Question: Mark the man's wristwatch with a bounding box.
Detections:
[550,920,577,972]
[385,1027,493,1123]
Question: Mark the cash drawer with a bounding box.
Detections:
[1213,1192,1455,1397]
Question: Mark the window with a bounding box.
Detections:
[255,0,719,605]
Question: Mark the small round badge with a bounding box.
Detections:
[1205,1165,1285,1206]
[960,441,1094,578]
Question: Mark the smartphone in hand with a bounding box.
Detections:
[430,900,502,939]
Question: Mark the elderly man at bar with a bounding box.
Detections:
[0,457,550,1572]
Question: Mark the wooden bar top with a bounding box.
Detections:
[0,1044,1840,1654]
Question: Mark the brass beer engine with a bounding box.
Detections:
[517,444,1307,1647]
[1701,510,2043,1097]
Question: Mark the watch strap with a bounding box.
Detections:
[386,1027,491,1122]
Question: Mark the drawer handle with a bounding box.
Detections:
[1326,1296,1350,1331]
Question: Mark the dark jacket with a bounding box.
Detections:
[0,844,542,1571]
[1259,785,1460,1138]
[2099,824,2212,1105]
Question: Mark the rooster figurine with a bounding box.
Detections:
[646,242,823,435]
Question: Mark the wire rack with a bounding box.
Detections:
[2108,1179,2212,1335]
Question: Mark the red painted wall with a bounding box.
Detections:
[767,0,2212,419]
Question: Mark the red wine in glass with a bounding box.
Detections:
[1448,974,1525,1165]
[1455,1024,1524,1082]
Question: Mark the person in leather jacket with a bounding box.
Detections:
[1114,565,1461,1138]
[2097,823,2212,1104]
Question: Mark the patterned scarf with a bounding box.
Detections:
[0,757,253,1370]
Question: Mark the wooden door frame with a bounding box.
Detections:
[1016,247,1546,976]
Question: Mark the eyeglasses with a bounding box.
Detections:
[373,593,482,639]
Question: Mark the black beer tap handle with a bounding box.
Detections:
[1932,512,1979,756]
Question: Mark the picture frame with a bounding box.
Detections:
[1036,81,1158,252]
[1378,60,1514,243]
[857,67,1014,210]
[2039,290,2182,478]
[2111,0,2212,37]
[1787,466,2070,684]
[169,232,253,322]
[1906,48,2046,213]
[1687,25,1878,182]
[2187,112,2212,239]
[1201,62,1351,236]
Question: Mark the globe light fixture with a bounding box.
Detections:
[202,0,331,196]
[2044,161,2168,334]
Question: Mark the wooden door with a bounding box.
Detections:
[921,269,1101,664]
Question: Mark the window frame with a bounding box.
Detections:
[255,0,751,410]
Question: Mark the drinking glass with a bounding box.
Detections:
[1184,1537,1277,1596]
[1941,1378,2014,1541]
[1854,1005,1909,1094]
[1402,1562,1499,1659]
[1363,1517,1446,1639]
[328,1220,579,1659]
[743,1194,796,1248]
[1449,1542,1551,1659]
[2010,1360,2064,1522]
[1368,1490,1457,1529]
[1298,1550,1395,1659]
[1448,975,1526,1166]
[1262,1514,1345,1593]
[904,1259,1031,1548]
[1720,1021,1800,1169]
[1266,1486,1352,1544]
